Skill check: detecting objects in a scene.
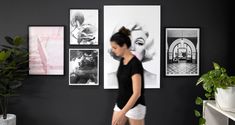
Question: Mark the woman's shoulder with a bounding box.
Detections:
[130,56,142,66]
[133,55,142,62]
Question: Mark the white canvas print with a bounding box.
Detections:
[70,9,98,45]
[165,28,200,76]
[69,49,99,85]
[104,5,161,89]
[29,26,64,75]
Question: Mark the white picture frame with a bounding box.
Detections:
[103,5,161,89]
[69,49,99,85]
[165,28,200,76]
[70,9,98,45]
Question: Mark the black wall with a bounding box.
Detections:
[0,0,233,125]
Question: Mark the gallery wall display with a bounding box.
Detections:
[165,28,200,76]
[28,26,64,75]
[69,49,99,85]
[70,9,98,45]
[103,5,161,89]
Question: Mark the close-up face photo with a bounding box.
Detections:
[130,29,149,61]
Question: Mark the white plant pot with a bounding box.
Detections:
[215,87,235,112]
[0,114,16,125]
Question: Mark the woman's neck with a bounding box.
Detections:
[122,50,134,64]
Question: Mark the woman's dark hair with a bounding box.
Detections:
[110,26,131,48]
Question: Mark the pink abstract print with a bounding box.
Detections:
[29,26,64,75]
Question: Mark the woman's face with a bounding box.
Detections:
[110,41,125,57]
[130,30,148,61]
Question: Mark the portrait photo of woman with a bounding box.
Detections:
[104,5,161,89]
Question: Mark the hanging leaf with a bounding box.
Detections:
[194,110,201,117]
[199,117,206,125]
[205,93,211,99]
[195,97,203,105]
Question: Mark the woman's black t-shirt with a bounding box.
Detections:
[116,56,145,109]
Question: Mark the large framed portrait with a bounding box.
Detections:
[70,9,98,45]
[104,5,161,89]
[165,28,200,76]
[69,49,99,85]
[28,26,64,75]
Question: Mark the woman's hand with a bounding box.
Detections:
[112,111,126,125]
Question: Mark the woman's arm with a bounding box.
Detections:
[112,73,142,125]
[121,73,142,114]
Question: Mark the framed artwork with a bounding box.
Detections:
[69,49,99,85]
[28,26,64,75]
[70,9,98,45]
[165,28,200,76]
[103,5,161,89]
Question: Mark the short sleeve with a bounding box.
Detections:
[130,58,143,76]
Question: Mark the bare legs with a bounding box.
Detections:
[112,111,145,125]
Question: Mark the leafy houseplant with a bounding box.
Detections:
[0,36,28,119]
[194,62,235,125]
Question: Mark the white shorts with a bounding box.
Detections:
[113,104,146,120]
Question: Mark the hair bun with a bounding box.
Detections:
[118,26,131,36]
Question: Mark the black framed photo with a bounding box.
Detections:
[28,26,65,75]
[69,9,98,45]
[69,49,99,85]
[165,28,200,76]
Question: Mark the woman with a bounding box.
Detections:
[110,26,146,125]
[107,22,157,89]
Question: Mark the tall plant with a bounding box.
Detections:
[0,36,28,119]
[194,62,235,125]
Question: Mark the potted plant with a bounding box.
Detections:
[0,36,28,124]
[194,62,235,125]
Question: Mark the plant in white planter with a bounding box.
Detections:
[0,36,28,123]
[194,62,235,125]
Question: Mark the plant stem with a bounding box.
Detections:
[0,96,8,119]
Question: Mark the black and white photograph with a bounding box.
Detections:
[165,28,200,76]
[69,49,99,85]
[70,9,98,45]
[103,5,161,89]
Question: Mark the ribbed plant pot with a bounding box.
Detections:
[215,87,235,112]
[0,114,16,125]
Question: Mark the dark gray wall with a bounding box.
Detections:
[0,0,233,125]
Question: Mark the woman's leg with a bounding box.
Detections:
[128,118,145,125]
[112,111,128,125]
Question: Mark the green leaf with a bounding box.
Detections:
[195,97,203,105]
[0,51,11,62]
[14,36,24,46]
[203,82,213,93]
[213,62,220,70]
[221,67,226,73]
[194,110,201,117]
[205,93,211,99]
[196,77,204,85]
[4,36,14,45]
[199,117,206,125]
[0,45,13,49]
